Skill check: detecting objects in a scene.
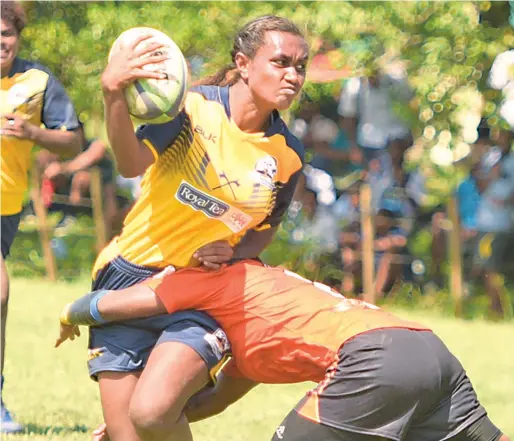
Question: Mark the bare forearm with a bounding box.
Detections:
[32,127,82,158]
[64,141,106,174]
[103,89,154,177]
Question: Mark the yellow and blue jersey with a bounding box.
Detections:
[94,85,304,274]
[0,58,80,215]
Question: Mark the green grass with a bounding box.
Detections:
[2,277,514,440]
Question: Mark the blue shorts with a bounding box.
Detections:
[1,213,21,259]
[88,256,230,382]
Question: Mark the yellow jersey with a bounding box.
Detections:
[93,85,304,275]
[0,58,80,215]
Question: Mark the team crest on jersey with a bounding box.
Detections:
[252,156,278,189]
[176,180,253,232]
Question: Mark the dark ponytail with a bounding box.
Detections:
[195,15,303,87]
[194,63,240,87]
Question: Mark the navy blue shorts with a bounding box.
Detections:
[1,213,21,259]
[88,256,230,382]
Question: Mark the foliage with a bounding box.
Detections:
[19,2,511,124]
[17,1,513,204]
[4,276,514,440]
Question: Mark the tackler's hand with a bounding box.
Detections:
[55,323,81,348]
[193,240,234,270]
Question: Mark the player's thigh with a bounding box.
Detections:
[98,371,140,441]
[130,341,209,425]
[271,409,391,441]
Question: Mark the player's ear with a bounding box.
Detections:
[234,52,250,81]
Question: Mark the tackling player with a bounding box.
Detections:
[58,260,510,441]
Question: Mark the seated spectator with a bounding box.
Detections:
[367,133,413,214]
[308,114,364,179]
[430,125,504,290]
[35,137,118,238]
[431,163,486,289]
[332,177,362,228]
[339,203,408,298]
[373,207,409,297]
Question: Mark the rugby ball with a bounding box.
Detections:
[108,27,188,124]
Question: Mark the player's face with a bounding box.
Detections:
[0,20,20,75]
[245,31,308,112]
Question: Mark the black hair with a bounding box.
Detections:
[196,15,304,87]
[1,1,26,35]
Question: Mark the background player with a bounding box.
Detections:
[0,1,82,432]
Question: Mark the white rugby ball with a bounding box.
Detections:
[108,27,188,124]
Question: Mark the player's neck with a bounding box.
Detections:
[229,82,272,134]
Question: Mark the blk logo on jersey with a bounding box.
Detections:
[194,125,217,143]
[176,180,253,232]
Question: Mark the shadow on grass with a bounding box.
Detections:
[22,423,89,435]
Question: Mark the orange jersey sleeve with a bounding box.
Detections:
[143,265,232,313]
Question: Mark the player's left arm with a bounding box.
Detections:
[184,365,259,423]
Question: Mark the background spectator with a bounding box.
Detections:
[337,65,412,164]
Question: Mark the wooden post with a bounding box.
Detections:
[360,184,376,304]
[90,167,107,253]
[31,168,57,281]
[447,196,463,317]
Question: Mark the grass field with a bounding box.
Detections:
[2,276,514,440]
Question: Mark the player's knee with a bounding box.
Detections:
[129,400,180,437]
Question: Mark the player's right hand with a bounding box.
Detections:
[101,33,169,92]
[44,162,65,180]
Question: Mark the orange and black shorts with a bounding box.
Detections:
[273,328,501,441]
